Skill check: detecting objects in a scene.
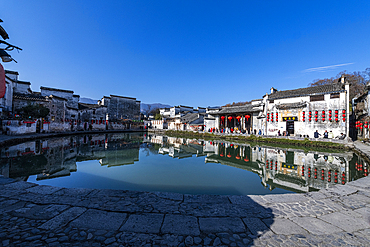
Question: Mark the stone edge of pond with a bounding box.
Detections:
[1,173,369,205]
[159,129,354,150]
[0,129,146,148]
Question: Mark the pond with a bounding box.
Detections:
[0,132,368,196]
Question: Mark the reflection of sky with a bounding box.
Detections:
[28,148,291,196]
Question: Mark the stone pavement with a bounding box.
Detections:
[0,135,369,246]
[0,175,369,246]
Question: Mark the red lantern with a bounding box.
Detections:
[221,116,225,120]
[343,118,346,122]
[342,110,346,113]
[228,116,233,120]
[335,118,338,121]
[245,115,250,120]
[315,118,318,122]
[322,110,325,114]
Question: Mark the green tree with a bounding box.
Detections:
[19,104,50,119]
[154,113,162,120]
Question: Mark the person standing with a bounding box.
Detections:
[328,131,334,139]
[323,130,328,138]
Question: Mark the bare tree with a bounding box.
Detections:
[309,69,370,100]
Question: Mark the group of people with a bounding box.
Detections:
[277,130,290,136]
[208,127,251,134]
[314,130,346,139]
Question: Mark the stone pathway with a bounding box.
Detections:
[0,174,369,246]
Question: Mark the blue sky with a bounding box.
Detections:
[2,1,370,107]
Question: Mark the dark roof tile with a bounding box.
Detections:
[268,83,345,100]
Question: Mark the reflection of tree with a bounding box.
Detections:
[8,154,48,177]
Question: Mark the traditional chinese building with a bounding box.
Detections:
[264,75,350,138]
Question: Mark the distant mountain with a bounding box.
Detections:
[141,103,172,113]
[80,97,98,104]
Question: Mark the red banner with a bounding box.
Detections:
[0,64,6,98]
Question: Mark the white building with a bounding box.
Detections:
[264,76,350,138]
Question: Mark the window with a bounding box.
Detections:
[310,95,324,102]
[330,93,340,99]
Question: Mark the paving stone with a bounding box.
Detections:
[242,217,269,235]
[200,217,245,233]
[194,236,202,244]
[262,218,307,235]
[39,207,87,230]
[319,211,370,232]
[261,193,308,204]
[291,216,343,235]
[184,194,230,203]
[161,214,200,235]
[4,181,37,190]
[104,237,116,245]
[70,209,126,231]
[0,200,27,214]
[57,187,97,197]
[0,177,15,185]
[11,204,69,220]
[120,213,163,233]
[25,185,63,194]
[213,237,221,246]
[153,191,183,201]
[185,235,193,245]
[346,176,370,189]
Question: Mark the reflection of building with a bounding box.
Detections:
[145,133,367,192]
[0,133,143,181]
[157,137,206,159]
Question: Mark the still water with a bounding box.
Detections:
[0,132,368,195]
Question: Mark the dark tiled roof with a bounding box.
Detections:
[275,102,307,110]
[268,83,345,100]
[110,95,136,100]
[78,103,106,110]
[40,86,74,94]
[5,70,18,75]
[217,104,262,114]
[13,93,48,102]
[181,113,203,123]
[66,106,79,111]
[48,95,67,101]
[17,80,31,85]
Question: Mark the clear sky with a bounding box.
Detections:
[2,1,370,107]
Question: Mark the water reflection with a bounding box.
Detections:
[0,132,368,195]
[0,133,142,181]
[146,134,368,193]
